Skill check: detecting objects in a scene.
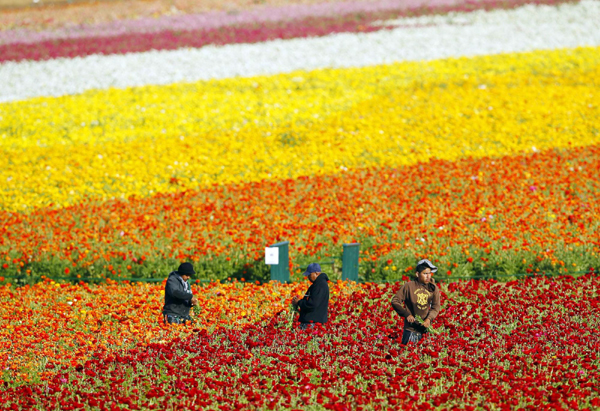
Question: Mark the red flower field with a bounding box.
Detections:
[1,275,599,409]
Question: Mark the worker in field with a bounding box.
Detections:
[163,262,198,324]
[292,263,330,330]
[391,259,441,344]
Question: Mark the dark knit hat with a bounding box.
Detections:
[303,262,322,277]
[177,262,196,277]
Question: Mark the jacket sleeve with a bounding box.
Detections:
[166,276,193,301]
[391,284,412,318]
[297,283,326,313]
[425,287,441,321]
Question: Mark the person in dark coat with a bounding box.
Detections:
[163,262,198,324]
[292,262,330,329]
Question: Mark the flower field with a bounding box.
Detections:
[2,44,599,280]
[2,142,600,282]
[1,0,600,407]
[0,277,355,384]
[1,275,600,408]
[0,0,579,63]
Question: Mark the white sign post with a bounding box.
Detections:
[265,247,279,265]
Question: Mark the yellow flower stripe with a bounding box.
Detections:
[1,46,598,212]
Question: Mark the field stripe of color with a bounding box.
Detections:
[1,47,599,212]
[0,0,574,62]
[1,143,599,281]
[1,0,598,102]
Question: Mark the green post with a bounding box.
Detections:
[342,243,360,281]
[269,241,290,283]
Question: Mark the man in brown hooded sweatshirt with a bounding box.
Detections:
[391,259,441,344]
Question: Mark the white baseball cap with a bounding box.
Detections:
[416,259,438,273]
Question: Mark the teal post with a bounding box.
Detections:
[342,243,360,281]
[269,241,290,283]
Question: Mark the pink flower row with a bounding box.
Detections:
[0,0,439,46]
[0,0,575,62]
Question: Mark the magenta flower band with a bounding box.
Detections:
[0,0,573,63]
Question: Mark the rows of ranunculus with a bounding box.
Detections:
[2,144,599,282]
[2,275,599,408]
[0,13,385,63]
[2,0,599,102]
[0,277,363,385]
[2,47,598,211]
[0,0,575,62]
[1,0,573,46]
[0,0,310,31]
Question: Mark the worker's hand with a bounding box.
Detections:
[406,315,415,323]
[191,296,199,306]
[291,296,300,306]
[422,318,431,328]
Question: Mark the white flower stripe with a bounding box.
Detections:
[1,0,598,103]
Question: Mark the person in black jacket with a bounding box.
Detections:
[163,262,198,324]
[292,263,329,329]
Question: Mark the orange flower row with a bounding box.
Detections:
[0,277,362,383]
[1,144,599,280]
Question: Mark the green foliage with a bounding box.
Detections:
[0,242,597,285]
